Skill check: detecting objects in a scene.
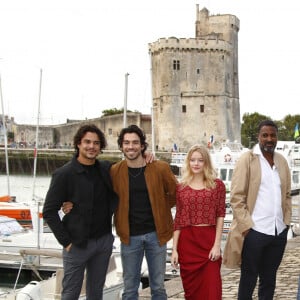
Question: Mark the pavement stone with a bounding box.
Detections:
[139,236,300,299]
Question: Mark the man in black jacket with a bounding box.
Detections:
[43,124,118,300]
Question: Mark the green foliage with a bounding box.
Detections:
[102,107,135,116]
[281,114,300,141]
[241,112,300,148]
[7,131,14,140]
[241,112,270,148]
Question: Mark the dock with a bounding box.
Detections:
[140,236,300,299]
[0,237,299,299]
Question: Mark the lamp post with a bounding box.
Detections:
[123,73,129,128]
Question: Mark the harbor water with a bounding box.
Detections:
[0,175,51,204]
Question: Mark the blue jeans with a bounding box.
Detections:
[121,231,167,300]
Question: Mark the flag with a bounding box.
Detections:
[294,123,299,139]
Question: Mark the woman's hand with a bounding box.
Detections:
[171,249,180,269]
[209,245,221,261]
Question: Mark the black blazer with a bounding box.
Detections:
[43,156,118,247]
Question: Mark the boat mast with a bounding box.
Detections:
[0,76,10,197]
[32,68,42,201]
[123,72,129,128]
[148,51,155,156]
[32,68,43,253]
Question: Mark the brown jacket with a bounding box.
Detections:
[110,160,177,245]
[223,149,291,269]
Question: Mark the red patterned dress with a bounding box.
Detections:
[174,178,226,300]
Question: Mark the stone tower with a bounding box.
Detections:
[148,5,241,152]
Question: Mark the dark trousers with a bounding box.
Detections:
[62,233,114,300]
[238,228,288,300]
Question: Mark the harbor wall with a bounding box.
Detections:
[0,149,173,175]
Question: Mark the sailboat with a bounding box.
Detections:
[0,249,124,300]
[1,69,55,254]
[0,76,13,202]
[0,76,32,226]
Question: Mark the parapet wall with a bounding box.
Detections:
[149,37,230,53]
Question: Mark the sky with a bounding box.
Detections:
[0,0,299,125]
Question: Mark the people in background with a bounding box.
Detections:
[223,119,291,300]
[171,144,225,300]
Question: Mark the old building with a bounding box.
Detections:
[149,5,241,152]
[11,112,152,151]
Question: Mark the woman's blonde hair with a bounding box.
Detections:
[180,144,217,189]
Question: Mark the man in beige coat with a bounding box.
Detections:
[223,120,291,299]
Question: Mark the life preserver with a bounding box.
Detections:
[224,154,232,162]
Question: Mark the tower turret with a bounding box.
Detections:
[148,6,241,151]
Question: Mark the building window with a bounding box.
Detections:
[200,105,204,113]
[108,128,112,135]
[182,105,186,113]
[197,68,200,74]
[173,60,180,70]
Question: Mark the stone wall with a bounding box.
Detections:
[11,112,152,151]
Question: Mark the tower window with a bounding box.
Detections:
[197,68,200,74]
[173,60,180,70]
[108,128,112,135]
[200,105,204,113]
[182,105,186,113]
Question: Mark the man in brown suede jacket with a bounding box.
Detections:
[110,124,177,300]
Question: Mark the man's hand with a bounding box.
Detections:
[242,229,250,237]
[144,151,155,163]
[62,202,74,214]
[65,243,72,252]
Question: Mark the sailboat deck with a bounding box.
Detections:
[0,250,62,272]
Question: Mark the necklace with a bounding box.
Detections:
[128,166,144,178]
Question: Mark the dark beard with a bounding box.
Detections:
[260,143,275,154]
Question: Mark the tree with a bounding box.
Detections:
[241,112,270,148]
[7,131,14,142]
[102,108,123,116]
[102,107,135,116]
[241,113,300,147]
[282,114,300,141]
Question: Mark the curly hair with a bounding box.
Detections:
[117,124,148,154]
[73,124,107,156]
[180,144,217,189]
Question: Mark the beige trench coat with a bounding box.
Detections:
[223,149,291,269]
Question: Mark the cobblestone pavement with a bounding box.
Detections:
[139,236,300,299]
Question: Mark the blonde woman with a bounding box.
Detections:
[171,145,226,299]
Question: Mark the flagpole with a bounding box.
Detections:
[294,123,299,141]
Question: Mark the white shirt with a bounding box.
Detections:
[251,144,286,235]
